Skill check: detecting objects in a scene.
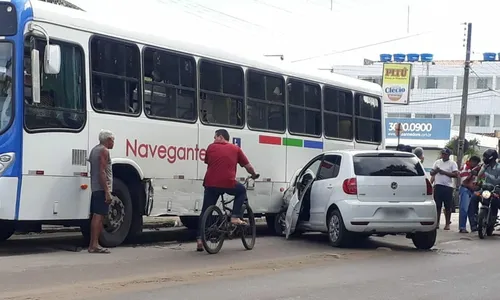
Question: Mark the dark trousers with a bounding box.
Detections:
[196,183,247,239]
[434,184,454,213]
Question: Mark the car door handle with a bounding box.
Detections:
[327,185,333,189]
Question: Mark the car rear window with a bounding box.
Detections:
[353,153,425,176]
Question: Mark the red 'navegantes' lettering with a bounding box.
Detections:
[125,139,206,164]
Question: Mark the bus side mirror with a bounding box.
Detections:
[30,49,41,104]
[44,44,61,75]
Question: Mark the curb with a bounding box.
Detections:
[14,217,268,235]
[14,219,178,236]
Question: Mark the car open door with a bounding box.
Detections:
[284,180,313,239]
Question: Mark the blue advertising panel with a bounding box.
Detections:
[232,137,241,148]
[385,118,451,140]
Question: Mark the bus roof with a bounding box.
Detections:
[29,0,382,96]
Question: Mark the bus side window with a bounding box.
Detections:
[288,79,321,136]
[246,70,285,133]
[90,37,140,116]
[142,47,196,122]
[23,37,85,132]
[323,86,353,140]
[199,60,244,127]
[355,94,382,143]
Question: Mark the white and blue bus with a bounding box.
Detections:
[0,0,384,247]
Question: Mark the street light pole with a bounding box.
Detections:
[456,22,472,169]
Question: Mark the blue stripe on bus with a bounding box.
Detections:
[303,140,323,149]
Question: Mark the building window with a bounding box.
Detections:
[287,79,321,136]
[246,70,285,132]
[323,87,353,140]
[142,47,196,122]
[90,36,141,115]
[417,76,453,89]
[24,37,86,131]
[414,113,450,119]
[199,60,244,127]
[355,95,382,143]
[494,115,500,127]
[496,77,500,90]
[457,77,493,90]
[387,113,411,118]
[453,114,490,127]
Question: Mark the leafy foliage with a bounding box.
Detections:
[445,137,480,161]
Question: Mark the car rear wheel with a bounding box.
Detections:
[412,229,436,250]
[327,209,350,247]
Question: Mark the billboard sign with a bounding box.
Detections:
[385,118,451,140]
[382,63,412,105]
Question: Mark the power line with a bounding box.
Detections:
[291,30,434,63]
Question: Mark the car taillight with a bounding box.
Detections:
[425,178,433,195]
[342,178,357,195]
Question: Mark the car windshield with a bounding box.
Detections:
[353,153,425,177]
[0,42,13,134]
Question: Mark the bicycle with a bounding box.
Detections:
[200,175,259,254]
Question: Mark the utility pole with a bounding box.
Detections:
[330,0,333,11]
[407,5,410,34]
[456,22,472,169]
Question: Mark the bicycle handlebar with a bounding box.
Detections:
[242,174,260,187]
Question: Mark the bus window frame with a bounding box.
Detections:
[322,85,355,142]
[353,92,382,145]
[89,34,142,118]
[286,77,322,138]
[0,40,15,136]
[141,45,198,124]
[245,68,286,134]
[198,58,245,129]
[23,35,87,134]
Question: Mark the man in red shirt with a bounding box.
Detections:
[196,129,259,251]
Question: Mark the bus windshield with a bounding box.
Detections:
[0,42,13,134]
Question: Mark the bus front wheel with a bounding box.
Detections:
[81,178,134,248]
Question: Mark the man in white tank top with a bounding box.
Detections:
[88,130,115,254]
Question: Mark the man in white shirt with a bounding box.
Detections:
[430,148,459,230]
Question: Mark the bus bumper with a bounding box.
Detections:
[0,177,18,220]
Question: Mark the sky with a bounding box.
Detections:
[67,0,500,70]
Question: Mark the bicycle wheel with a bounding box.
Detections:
[201,205,226,254]
[241,204,256,250]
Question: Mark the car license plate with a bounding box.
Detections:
[385,208,405,217]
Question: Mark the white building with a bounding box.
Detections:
[332,61,500,134]
[330,60,500,168]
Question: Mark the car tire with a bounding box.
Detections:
[327,209,350,247]
[412,229,437,250]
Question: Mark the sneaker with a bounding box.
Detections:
[459,229,469,233]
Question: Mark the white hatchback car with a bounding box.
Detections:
[284,149,437,249]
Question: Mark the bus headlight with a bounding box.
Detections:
[482,190,492,199]
[0,152,15,176]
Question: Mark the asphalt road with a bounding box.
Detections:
[0,224,495,300]
[104,238,499,300]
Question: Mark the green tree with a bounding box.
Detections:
[445,137,480,163]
